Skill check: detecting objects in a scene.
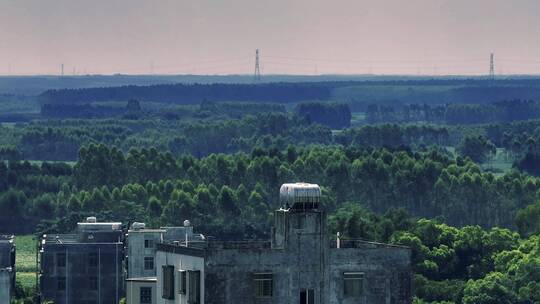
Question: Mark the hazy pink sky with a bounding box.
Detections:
[1,0,540,75]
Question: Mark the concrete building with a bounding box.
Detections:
[154,183,412,304]
[40,217,124,304]
[126,222,205,304]
[126,277,158,304]
[0,235,15,303]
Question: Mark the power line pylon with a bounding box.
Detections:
[254,49,261,81]
[489,53,495,80]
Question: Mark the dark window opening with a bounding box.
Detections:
[188,270,201,304]
[162,265,175,300]
[58,277,66,291]
[144,257,154,270]
[89,277,98,290]
[140,287,152,304]
[300,289,314,304]
[88,252,98,267]
[144,239,154,248]
[254,273,273,298]
[57,253,66,268]
[344,272,364,297]
[179,270,187,294]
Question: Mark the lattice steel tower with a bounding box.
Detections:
[489,53,495,80]
[254,49,261,81]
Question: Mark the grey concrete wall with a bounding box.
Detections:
[0,269,13,303]
[127,230,163,278]
[203,209,411,304]
[329,247,411,304]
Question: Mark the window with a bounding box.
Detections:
[89,252,98,267]
[144,257,154,270]
[144,239,154,248]
[300,289,314,304]
[178,270,187,294]
[89,277,98,290]
[296,216,305,229]
[58,277,66,291]
[254,273,273,298]
[57,253,66,267]
[162,265,175,300]
[343,272,364,297]
[188,270,201,304]
[140,287,152,304]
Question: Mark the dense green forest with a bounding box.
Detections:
[5,78,540,303]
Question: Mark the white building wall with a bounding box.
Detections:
[127,280,157,304]
[155,250,204,304]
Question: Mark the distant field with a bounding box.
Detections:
[350,112,366,126]
[15,235,37,290]
[482,148,514,176]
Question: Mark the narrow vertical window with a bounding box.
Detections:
[343,272,364,297]
[254,273,273,297]
[56,253,66,267]
[58,277,66,291]
[178,270,187,294]
[89,277,98,290]
[162,265,175,299]
[88,252,98,267]
[188,270,201,304]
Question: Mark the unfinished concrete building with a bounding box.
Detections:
[0,235,15,303]
[154,183,412,304]
[40,217,124,304]
[126,222,205,304]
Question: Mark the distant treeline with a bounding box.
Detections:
[296,102,351,129]
[38,83,332,104]
[41,103,126,118]
[366,100,540,125]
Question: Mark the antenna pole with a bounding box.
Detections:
[254,49,261,81]
[489,53,495,80]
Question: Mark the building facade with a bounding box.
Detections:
[154,183,412,304]
[0,235,15,302]
[126,223,205,304]
[40,217,124,304]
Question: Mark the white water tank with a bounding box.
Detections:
[131,222,146,230]
[279,183,321,209]
[86,216,97,223]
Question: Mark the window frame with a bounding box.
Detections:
[57,277,66,291]
[144,256,154,270]
[188,270,201,304]
[88,252,98,268]
[343,272,364,298]
[140,286,152,304]
[89,276,98,290]
[178,270,187,294]
[254,272,273,298]
[162,265,175,300]
[144,239,154,249]
[56,252,66,268]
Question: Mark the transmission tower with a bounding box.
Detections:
[489,53,495,80]
[254,49,261,81]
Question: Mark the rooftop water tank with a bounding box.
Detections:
[279,183,321,210]
[131,222,146,230]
